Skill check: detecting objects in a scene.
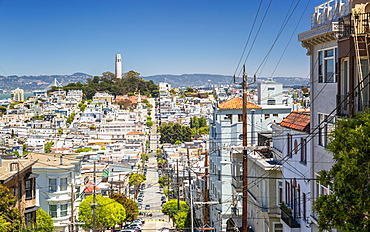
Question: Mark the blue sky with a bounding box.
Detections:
[0,0,326,78]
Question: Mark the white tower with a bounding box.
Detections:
[115,54,122,78]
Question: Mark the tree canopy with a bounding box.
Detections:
[51,70,159,99]
[33,208,54,232]
[140,153,149,163]
[0,185,24,231]
[111,195,139,223]
[162,199,190,229]
[159,122,192,144]
[78,195,126,230]
[158,175,171,188]
[314,110,370,231]
[128,173,146,187]
[190,116,209,136]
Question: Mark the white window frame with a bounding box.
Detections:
[49,178,57,192]
[277,180,283,206]
[49,204,57,218]
[60,177,68,191]
[318,113,336,147]
[318,47,337,83]
[60,203,68,217]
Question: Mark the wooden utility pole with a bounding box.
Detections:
[92,161,97,232]
[204,150,210,226]
[234,65,256,232]
[177,159,180,211]
[187,148,194,232]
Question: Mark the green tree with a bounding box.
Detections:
[157,158,167,169]
[0,185,25,231]
[185,87,194,93]
[0,106,7,115]
[111,195,139,223]
[0,215,11,232]
[159,122,192,144]
[314,110,370,231]
[129,173,146,195]
[78,195,126,230]
[198,126,209,135]
[140,153,149,163]
[146,120,153,127]
[162,199,190,227]
[33,208,54,232]
[156,148,162,158]
[199,116,207,127]
[75,147,93,153]
[174,211,190,229]
[158,175,170,188]
[78,102,87,112]
[190,116,199,129]
[66,113,76,124]
[44,142,54,153]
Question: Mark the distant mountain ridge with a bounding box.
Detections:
[142,74,309,88]
[0,73,308,92]
[0,73,93,93]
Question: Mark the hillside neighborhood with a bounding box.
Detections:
[1,0,370,232]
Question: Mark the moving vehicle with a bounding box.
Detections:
[145,204,150,210]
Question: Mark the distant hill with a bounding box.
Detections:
[142,74,309,88]
[0,73,93,93]
[0,73,309,93]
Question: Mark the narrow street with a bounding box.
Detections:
[139,152,173,231]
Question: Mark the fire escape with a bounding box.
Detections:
[338,12,370,116]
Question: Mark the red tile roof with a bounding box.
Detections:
[84,181,100,193]
[127,131,144,135]
[279,111,310,132]
[218,97,261,109]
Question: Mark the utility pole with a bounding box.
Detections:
[177,159,180,211]
[234,65,256,232]
[70,183,75,232]
[187,148,194,232]
[92,161,97,232]
[204,150,210,227]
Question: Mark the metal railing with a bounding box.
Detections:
[339,13,370,39]
[280,205,301,228]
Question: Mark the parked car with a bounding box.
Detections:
[120,229,140,232]
[160,227,170,232]
[133,218,145,225]
[129,223,142,230]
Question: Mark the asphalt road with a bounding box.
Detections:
[139,153,173,232]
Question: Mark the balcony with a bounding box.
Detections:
[339,13,370,39]
[280,205,300,228]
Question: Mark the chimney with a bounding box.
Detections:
[60,155,63,165]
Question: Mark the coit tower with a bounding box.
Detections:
[115,54,122,78]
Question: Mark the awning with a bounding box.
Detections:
[24,206,39,214]
[24,172,40,180]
